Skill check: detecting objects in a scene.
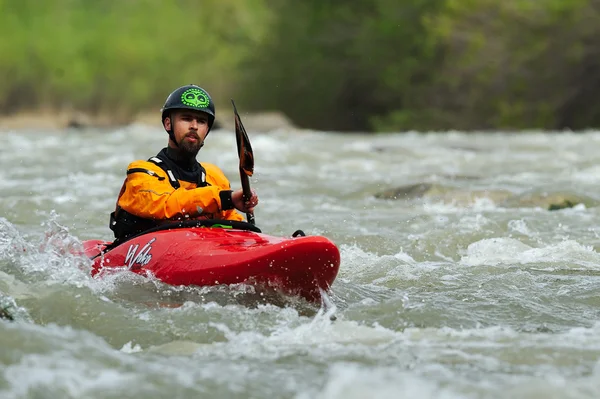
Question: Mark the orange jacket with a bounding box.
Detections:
[116,159,244,222]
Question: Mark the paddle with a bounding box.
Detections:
[231,99,256,225]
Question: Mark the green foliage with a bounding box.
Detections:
[0,0,269,119]
[403,0,600,131]
[240,0,443,131]
[241,0,600,131]
[2,0,600,131]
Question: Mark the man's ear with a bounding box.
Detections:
[164,116,171,131]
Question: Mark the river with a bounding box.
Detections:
[1,125,600,398]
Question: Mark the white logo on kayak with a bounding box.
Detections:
[125,238,156,269]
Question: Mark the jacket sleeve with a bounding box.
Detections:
[117,160,236,220]
[202,163,245,222]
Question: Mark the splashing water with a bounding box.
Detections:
[3,129,600,398]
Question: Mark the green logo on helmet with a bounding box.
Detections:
[181,88,210,108]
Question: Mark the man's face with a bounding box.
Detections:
[165,110,210,155]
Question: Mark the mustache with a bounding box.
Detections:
[185,132,200,139]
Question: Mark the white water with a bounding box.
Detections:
[2,126,600,398]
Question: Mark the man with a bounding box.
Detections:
[109,84,258,240]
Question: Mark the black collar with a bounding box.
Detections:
[165,146,197,171]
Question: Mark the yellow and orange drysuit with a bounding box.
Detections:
[109,147,243,240]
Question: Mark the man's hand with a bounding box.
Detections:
[232,189,258,213]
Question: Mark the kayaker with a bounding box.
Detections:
[109,84,259,240]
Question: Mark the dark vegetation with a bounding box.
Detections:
[2,0,599,132]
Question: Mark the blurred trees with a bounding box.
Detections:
[240,0,442,131]
[415,0,600,131]
[1,0,600,131]
[0,0,269,120]
[243,0,600,131]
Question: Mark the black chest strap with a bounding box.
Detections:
[147,156,209,189]
[148,157,180,189]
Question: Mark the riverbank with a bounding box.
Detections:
[0,110,298,132]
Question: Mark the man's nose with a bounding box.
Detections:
[189,119,198,129]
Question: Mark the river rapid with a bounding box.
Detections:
[2,125,600,398]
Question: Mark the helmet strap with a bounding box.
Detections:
[165,113,179,147]
[168,130,179,147]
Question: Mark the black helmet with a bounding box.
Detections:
[161,85,216,130]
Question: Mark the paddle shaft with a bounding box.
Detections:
[239,168,255,225]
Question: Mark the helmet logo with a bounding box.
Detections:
[181,88,210,108]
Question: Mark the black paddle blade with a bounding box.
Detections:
[231,99,256,225]
[232,100,254,177]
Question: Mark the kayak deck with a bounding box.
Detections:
[84,226,340,303]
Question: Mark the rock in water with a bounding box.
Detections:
[548,199,577,211]
[0,306,14,321]
[374,183,433,200]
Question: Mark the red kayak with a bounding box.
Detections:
[83,220,340,304]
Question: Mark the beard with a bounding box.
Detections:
[178,133,204,157]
